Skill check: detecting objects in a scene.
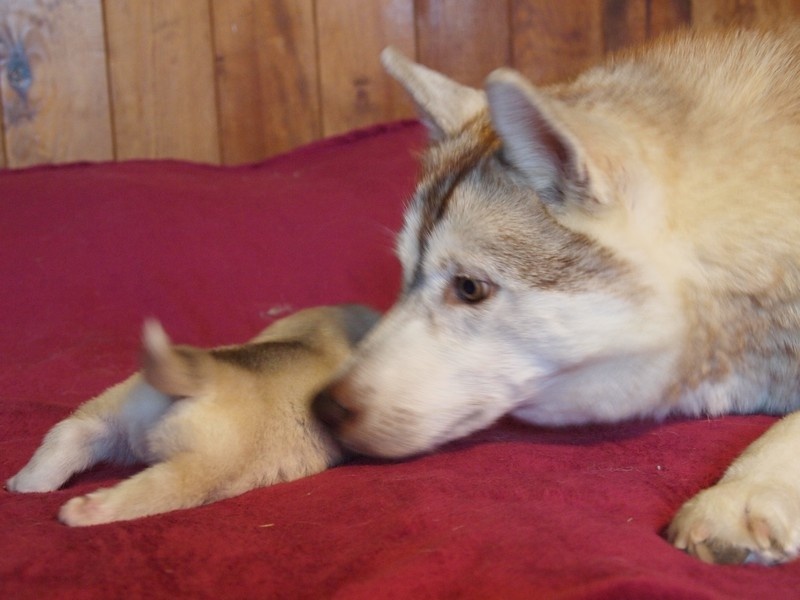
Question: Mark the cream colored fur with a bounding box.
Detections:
[7,305,378,526]
[315,28,800,564]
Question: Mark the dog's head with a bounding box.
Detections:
[314,50,689,458]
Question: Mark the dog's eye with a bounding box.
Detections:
[453,276,494,304]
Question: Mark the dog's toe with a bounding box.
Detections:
[668,480,800,565]
[59,491,115,527]
[5,470,59,494]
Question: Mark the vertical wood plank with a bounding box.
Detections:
[105,0,220,163]
[691,0,754,27]
[0,0,112,168]
[692,0,800,28]
[602,0,648,52]
[648,0,691,38]
[416,0,511,88]
[511,0,605,84]
[317,0,415,138]
[211,0,319,164]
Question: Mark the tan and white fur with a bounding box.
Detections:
[7,304,378,526]
[312,28,800,564]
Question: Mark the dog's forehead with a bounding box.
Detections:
[400,121,631,292]
[396,118,494,281]
[413,118,500,246]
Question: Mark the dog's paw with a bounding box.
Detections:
[6,467,62,494]
[58,491,115,527]
[668,480,800,565]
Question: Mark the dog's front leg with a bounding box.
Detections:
[58,453,221,526]
[6,375,140,493]
[668,411,800,564]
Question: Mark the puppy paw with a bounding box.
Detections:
[6,467,62,494]
[668,480,800,565]
[59,491,115,527]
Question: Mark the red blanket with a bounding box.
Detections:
[1,122,796,598]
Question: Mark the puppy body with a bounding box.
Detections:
[313,28,800,564]
[7,304,378,526]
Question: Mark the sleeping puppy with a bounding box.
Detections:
[6,304,378,526]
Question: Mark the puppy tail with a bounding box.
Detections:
[141,319,209,398]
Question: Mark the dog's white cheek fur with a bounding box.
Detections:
[337,276,681,457]
[507,287,682,424]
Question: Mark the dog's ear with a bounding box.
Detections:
[381,47,486,141]
[486,69,612,213]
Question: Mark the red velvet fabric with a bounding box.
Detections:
[1,122,797,598]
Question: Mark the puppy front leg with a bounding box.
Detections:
[58,453,221,526]
[668,411,800,564]
[6,375,140,493]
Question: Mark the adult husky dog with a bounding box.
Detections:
[313,27,800,565]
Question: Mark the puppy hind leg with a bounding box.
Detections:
[58,453,222,526]
[7,375,141,494]
[7,415,117,493]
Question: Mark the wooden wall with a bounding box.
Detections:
[1,0,799,168]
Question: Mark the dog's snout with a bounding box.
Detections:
[312,386,357,431]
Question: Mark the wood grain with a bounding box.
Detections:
[416,0,511,88]
[511,0,605,85]
[693,0,800,28]
[0,0,112,167]
[211,0,319,164]
[603,0,648,52]
[105,0,220,162]
[2,0,800,168]
[316,0,416,138]
[648,0,692,37]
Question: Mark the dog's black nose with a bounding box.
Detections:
[312,387,356,431]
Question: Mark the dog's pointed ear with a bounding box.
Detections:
[486,69,607,212]
[381,47,486,141]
